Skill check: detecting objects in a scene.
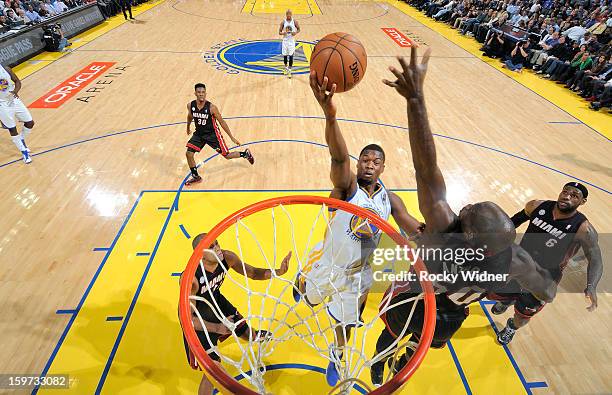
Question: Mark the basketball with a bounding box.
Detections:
[310,32,367,93]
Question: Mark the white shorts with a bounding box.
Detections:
[282,40,295,56]
[0,98,33,129]
[303,242,373,325]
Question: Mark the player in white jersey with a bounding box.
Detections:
[278,9,300,78]
[292,71,424,387]
[0,64,35,164]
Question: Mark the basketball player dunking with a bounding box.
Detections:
[293,71,424,387]
[278,9,300,78]
[183,233,291,395]
[369,47,557,385]
[1,63,35,164]
[491,182,602,345]
[185,83,254,186]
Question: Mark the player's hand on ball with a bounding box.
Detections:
[310,71,337,118]
[277,251,291,276]
[383,46,432,100]
[585,287,597,311]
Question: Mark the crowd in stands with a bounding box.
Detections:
[0,0,88,31]
[405,0,612,111]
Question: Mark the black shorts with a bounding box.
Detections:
[381,292,468,349]
[183,293,247,368]
[488,292,546,319]
[186,132,229,156]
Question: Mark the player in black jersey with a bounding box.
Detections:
[182,233,291,395]
[369,47,557,385]
[491,182,603,345]
[185,83,254,186]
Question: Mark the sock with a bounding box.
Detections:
[21,126,32,140]
[190,167,199,177]
[11,135,26,152]
[283,55,288,66]
[289,56,294,68]
[507,318,517,330]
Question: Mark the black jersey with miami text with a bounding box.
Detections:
[520,200,587,281]
[190,100,216,135]
[194,257,228,320]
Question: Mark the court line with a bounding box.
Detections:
[136,252,151,256]
[526,381,548,389]
[478,300,546,395]
[171,0,389,25]
[547,121,583,125]
[95,190,178,393]
[55,309,77,315]
[2,116,607,194]
[105,316,124,322]
[447,340,472,394]
[32,191,145,395]
[158,206,171,210]
[179,224,191,239]
[211,363,368,395]
[93,247,111,251]
[170,272,182,277]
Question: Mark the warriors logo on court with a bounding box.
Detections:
[203,39,314,75]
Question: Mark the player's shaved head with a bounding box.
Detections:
[459,202,516,254]
[192,233,207,250]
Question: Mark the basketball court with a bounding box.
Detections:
[1,0,610,394]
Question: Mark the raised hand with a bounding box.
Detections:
[277,251,292,276]
[383,46,432,100]
[309,70,337,118]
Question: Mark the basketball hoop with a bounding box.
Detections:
[179,195,436,394]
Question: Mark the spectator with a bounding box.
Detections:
[5,8,23,27]
[503,40,531,72]
[567,54,609,90]
[530,30,560,67]
[433,0,455,21]
[589,80,611,111]
[563,21,588,42]
[483,28,506,57]
[538,39,578,76]
[24,5,41,22]
[42,0,56,16]
[551,50,593,82]
[52,0,67,13]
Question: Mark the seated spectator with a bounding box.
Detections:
[530,30,560,67]
[567,54,609,91]
[483,28,506,58]
[590,80,611,111]
[503,39,531,72]
[53,0,67,14]
[24,5,41,23]
[5,8,24,27]
[42,0,56,16]
[551,50,593,82]
[579,61,612,98]
[538,40,579,76]
[0,15,7,32]
[563,22,587,43]
[433,0,455,21]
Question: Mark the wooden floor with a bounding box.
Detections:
[1,0,610,393]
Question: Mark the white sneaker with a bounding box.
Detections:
[288,68,292,79]
[22,150,32,164]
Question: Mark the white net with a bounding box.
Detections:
[183,198,433,395]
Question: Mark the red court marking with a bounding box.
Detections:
[29,62,116,108]
[382,28,415,47]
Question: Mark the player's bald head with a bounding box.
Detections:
[459,202,516,254]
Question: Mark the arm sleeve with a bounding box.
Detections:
[510,209,530,228]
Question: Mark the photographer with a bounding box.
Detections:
[483,29,506,58]
[503,39,531,72]
[42,23,71,52]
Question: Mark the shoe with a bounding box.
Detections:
[497,318,516,345]
[244,148,254,165]
[185,175,202,186]
[283,67,287,75]
[21,150,32,164]
[326,358,340,386]
[370,360,385,386]
[586,96,596,102]
[21,139,30,153]
[287,68,292,79]
[590,101,601,111]
[292,272,302,302]
[491,301,512,315]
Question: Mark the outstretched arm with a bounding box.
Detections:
[226,250,291,280]
[211,104,240,146]
[383,47,455,232]
[510,199,543,228]
[508,245,557,303]
[309,71,357,198]
[576,221,602,312]
[389,192,424,237]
